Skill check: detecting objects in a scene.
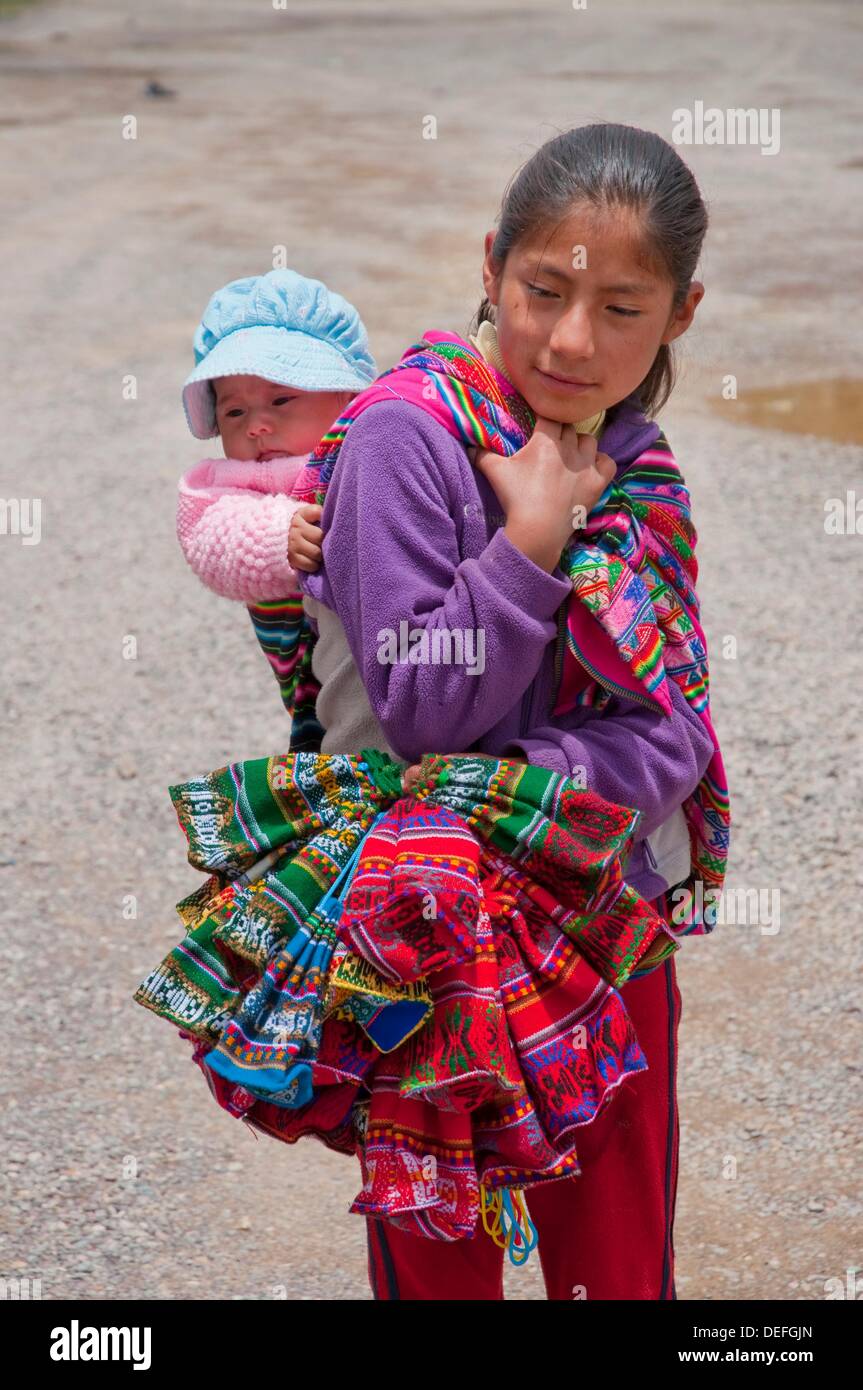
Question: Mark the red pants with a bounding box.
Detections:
[365,895,682,1300]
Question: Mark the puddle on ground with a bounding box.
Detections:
[710,378,863,446]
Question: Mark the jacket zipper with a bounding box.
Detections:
[520,605,569,737]
[572,644,664,711]
[552,602,567,693]
[518,682,531,737]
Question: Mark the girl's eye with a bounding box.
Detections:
[609,307,642,318]
[273,396,296,406]
[527,283,557,299]
[225,407,244,418]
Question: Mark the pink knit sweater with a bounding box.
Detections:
[176,455,307,602]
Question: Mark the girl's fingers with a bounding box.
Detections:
[532,413,564,440]
[561,430,598,471]
[594,450,616,484]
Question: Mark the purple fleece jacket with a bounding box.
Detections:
[299,392,715,900]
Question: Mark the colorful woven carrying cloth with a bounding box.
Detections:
[551,434,731,933]
[245,330,730,932]
[133,748,677,1247]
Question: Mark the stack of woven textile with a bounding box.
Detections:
[134,747,677,1259]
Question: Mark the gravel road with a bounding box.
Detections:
[1,0,860,1301]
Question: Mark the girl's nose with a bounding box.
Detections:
[247,413,274,438]
[549,302,596,360]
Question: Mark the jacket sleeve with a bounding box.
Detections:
[177,485,303,602]
[501,678,716,840]
[298,401,573,763]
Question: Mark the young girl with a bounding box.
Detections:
[290,122,726,1299]
[175,266,365,621]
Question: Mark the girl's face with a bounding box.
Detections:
[481,203,704,423]
[214,375,351,460]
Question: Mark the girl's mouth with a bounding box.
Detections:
[257,449,290,461]
[535,367,596,394]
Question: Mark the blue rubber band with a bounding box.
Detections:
[500,1189,539,1266]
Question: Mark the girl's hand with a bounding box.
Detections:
[288,503,324,573]
[400,751,526,795]
[474,418,616,571]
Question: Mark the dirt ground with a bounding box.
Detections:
[1,0,861,1301]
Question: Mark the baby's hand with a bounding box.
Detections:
[289,503,324,573]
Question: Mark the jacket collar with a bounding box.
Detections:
[599,391,661,466]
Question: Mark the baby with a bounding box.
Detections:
[177,268,376,609]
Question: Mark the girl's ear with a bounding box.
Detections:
[662,279,705,346]
[481,230,503,306]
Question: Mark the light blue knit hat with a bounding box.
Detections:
[182,268,378,438]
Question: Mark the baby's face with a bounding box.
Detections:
[213,374,351,460]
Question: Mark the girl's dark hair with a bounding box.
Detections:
[471,122,708,417]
